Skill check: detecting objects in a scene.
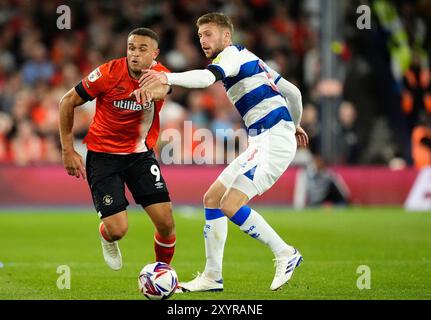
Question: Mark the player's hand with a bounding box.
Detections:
[139,70,168,88]
[295,126,309,148]
[129,88,153,104]
[62,149,86,180]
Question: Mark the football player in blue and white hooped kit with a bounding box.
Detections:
[138,12,308,292]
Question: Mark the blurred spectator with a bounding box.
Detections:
[300,103,320,153]
[187,91,211,128]
[411,112,431,169]
[336,101,360,164]
[21,42,54,86]
[0,112,13,162]
[9,120,43,166]
[402,54,431,133]
[43,134,62,164]
[294,152,351,209]
[0,73,22,114]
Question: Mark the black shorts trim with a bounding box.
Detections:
[137,192,171,208]
[99,204,128,219]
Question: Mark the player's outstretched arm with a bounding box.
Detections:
[139,69,216,89]
[59,88,87,180]
[148,83,170,101]
[129,83,170,104]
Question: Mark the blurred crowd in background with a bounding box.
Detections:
[0,0,430,168]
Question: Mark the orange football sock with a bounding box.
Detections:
[154,232,176,264]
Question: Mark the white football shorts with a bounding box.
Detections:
[218,120,297,200]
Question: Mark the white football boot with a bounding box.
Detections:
[176,272,224,293]
[270,249,303,291]
[99,225,122,271]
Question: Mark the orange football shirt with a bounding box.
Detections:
[75,57,169,153]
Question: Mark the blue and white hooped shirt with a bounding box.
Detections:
[208,45,292,135]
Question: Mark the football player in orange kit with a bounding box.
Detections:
[59,28,175,270]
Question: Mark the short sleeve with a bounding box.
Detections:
[75,63,110,101]
[152,62,171,74]
[207,46,241,79]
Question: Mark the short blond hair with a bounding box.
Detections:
[196,12,234,34]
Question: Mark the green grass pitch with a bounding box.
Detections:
[0,207,430,300]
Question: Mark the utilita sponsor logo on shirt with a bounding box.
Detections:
[113,100,154,111]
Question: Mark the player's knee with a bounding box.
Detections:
[203,190,220,208]
[107,224,128,241]
[156,220,175,238]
